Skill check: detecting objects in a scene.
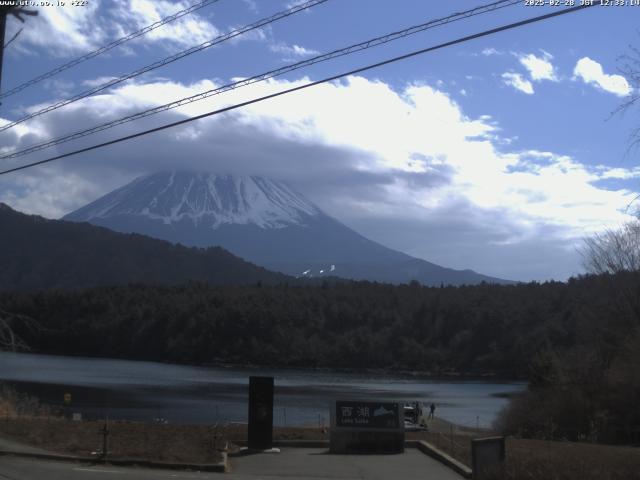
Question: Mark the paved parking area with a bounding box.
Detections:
[228,447,464,479]
[0,456,213,480]
[0,448,464,479]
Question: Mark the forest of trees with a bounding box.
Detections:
[3,202,640,443]
[3,272,637,377]
[0,278,577,375]
[496,219,640,444]
[2,269,640,443]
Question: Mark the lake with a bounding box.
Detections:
[0,352,523,428]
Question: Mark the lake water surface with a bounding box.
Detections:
[0,352,523,428]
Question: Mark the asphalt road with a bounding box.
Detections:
[229,447,464,479]
[1,456,215,480]
[0,448,464,479]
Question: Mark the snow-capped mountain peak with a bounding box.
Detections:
[67,171,320,229]
[64,170,513,286]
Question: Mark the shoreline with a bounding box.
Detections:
[0,352,522,431]
[0,349,526,383]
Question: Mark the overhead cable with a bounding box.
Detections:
[0,0,520,161]
[0,3,597,177]
[0,0,329,133]
[0,0,223,100]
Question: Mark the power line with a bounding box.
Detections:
[0,0,329,133]
[0,3,596,177]
[0,0,223,100]
[0,0,521,161]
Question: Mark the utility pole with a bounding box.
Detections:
[0,6,37,103]
[0,7,8,99]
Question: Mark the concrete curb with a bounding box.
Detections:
[0,450,95,463]
[406,440,473,479]
[235,440,330,448]
[0,450,229,473]
[274,440,329,448]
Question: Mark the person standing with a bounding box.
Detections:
[429,402,436,420]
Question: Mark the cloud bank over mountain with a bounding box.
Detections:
[2,72,637,281]
[1,1,638,282]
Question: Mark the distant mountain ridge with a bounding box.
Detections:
[65,171,513,286]
[0,203,290,291]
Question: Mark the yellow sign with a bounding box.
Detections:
[63,393,71,405]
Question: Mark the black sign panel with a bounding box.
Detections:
[248,376,274,450]
[335,401,400,429]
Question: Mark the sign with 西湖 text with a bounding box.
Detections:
[335,401,400,429]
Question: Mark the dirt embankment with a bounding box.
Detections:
[1,413,639,478]
[0,416,225,464]
[0,416,446,461]
[0,399,15,418]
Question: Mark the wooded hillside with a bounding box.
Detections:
[3,272,637,378]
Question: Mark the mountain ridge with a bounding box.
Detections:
[64,171,514,286]
[0,202,291,291]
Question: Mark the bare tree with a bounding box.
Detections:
[617,44,640,151]
[580,219,640,274]
[0,308,37,351]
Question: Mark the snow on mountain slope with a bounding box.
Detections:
[64,171,514,286]
[67,171,320,229]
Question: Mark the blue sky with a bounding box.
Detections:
[0,0,638,281]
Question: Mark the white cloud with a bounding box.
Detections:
[6,2,107,56]
[5,0,222,58]
[481,47,502,56]
[573,57,631,97]
[241,0,259,13]
[518,52,558,82]
[284,0,316,10]
[269,42,319,60]
[1,76,637,281]
[111,0,220,48]
[501,72,534,95]
[0,170,112,219]
[594,166,640,180]
[43,78,75,97]
[81,77,120,88]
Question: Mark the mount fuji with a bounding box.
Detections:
[64,171,512,286]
